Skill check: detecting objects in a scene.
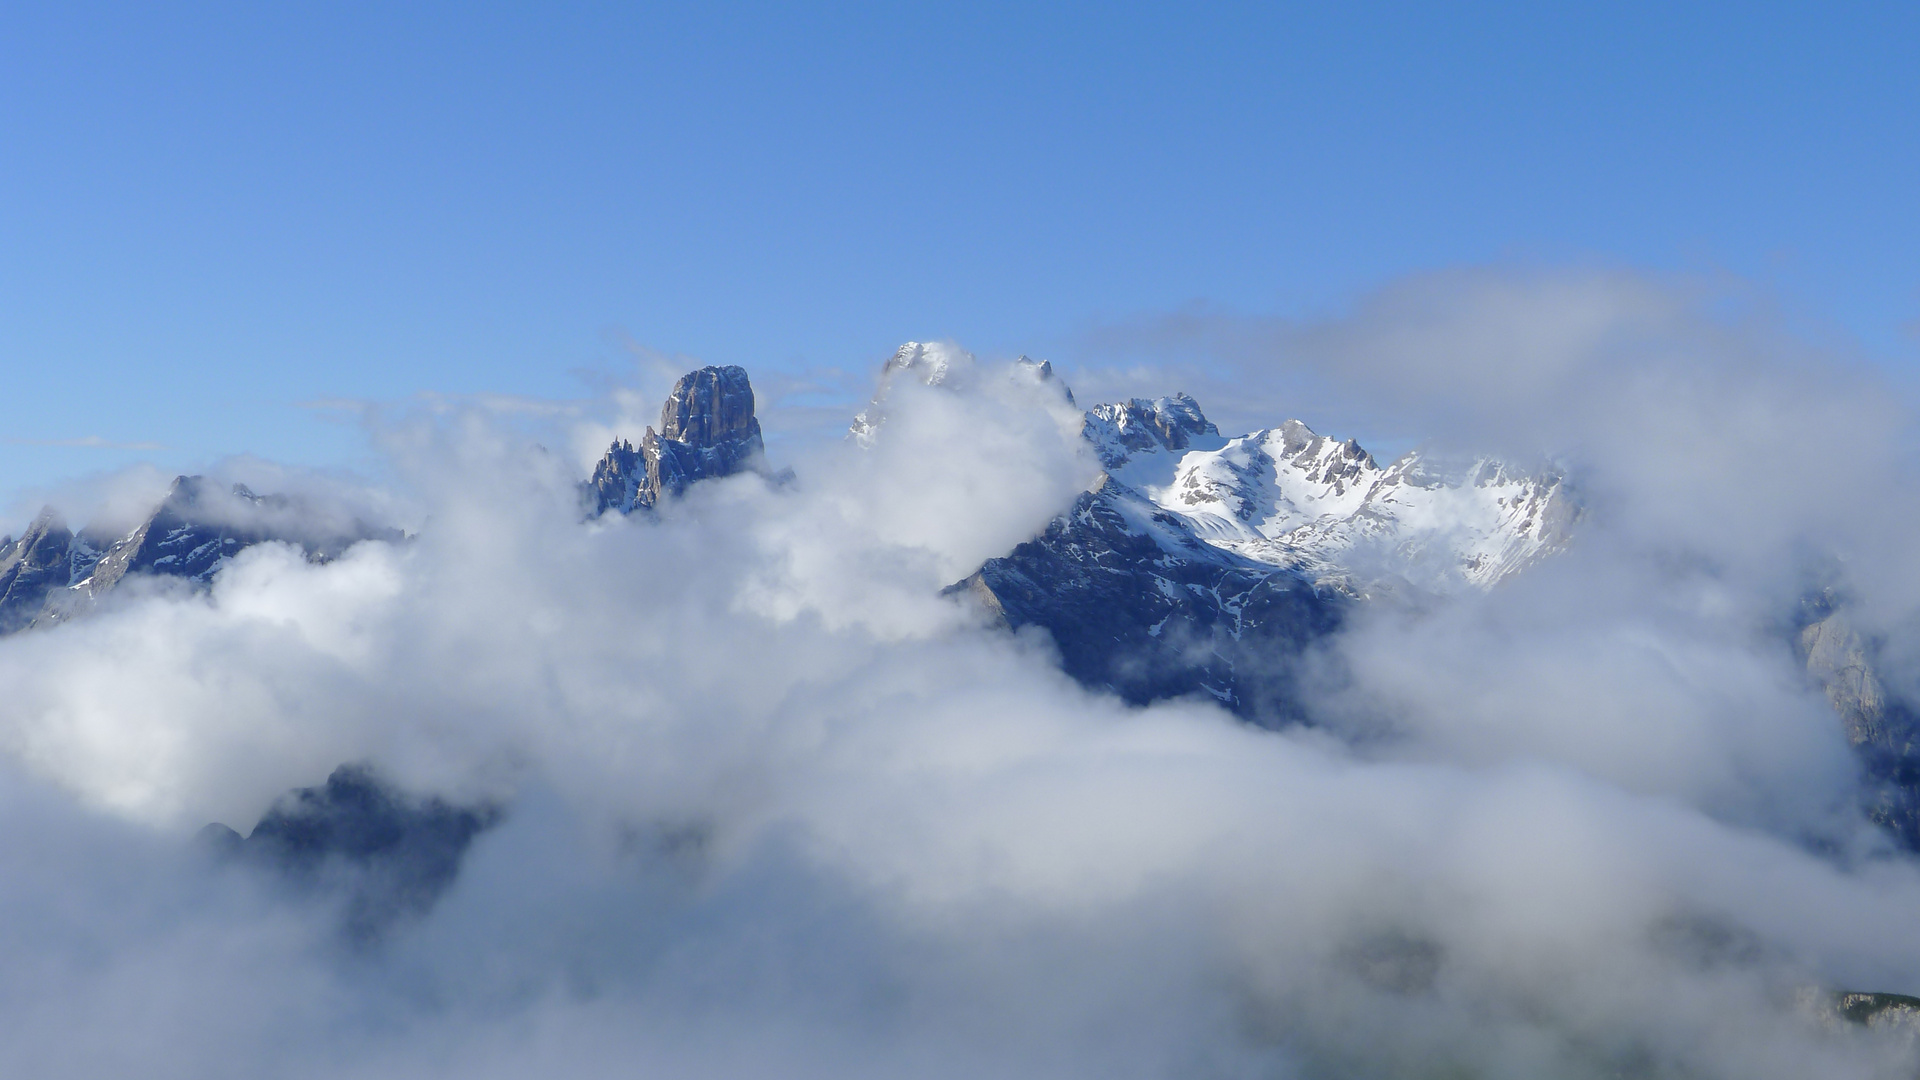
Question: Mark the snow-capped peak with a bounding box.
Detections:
[1082,397,1576,592]
[1081,394,1221,469]
[882,341,963,387]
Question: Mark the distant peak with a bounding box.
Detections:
[164,474,204,500]
[1013,355,1075,405]
[23,505,68,536]
[882,341,955,386]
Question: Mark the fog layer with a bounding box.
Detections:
[2,271,1918,1078]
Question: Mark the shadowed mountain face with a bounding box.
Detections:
[0,476,402,635]
[950,477,1346,724]
[1796,596,1920,849]
[0,510,85,634]
[205,764,500,942]
[586,365,766,515]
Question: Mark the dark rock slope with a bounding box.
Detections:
[204,764,499,941]
[952,476,1344,722]
[586,365,767,515]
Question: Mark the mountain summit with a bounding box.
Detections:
[864,351,1579,720]
[586,365,767,515]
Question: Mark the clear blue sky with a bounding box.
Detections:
[3,2,1916,510]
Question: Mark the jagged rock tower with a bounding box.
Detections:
[586,365,766,515]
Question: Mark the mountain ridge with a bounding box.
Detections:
[0,475,401,634]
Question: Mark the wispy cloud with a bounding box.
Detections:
[4,436,167,451]
[298,393,583,417]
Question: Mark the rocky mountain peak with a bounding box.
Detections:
[205,763,501,942]
[586,365,768,516]
[882,341,957,387]
[10,506,71,554]
[848,342,974,447]
[161,474,219,511]
[657,365,760,446]
[0,508,78,634]
[1082,393,1220,469]
[1013,355,1076,406]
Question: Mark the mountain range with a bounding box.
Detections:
[0,476,398,634]
[6,346,1918,930]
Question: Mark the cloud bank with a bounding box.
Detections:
[2,270,1919,1078]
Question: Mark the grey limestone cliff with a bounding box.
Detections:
[586,365,766,515]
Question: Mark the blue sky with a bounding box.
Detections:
[2,2,1916,512]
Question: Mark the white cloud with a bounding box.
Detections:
[0,272,1918,1076]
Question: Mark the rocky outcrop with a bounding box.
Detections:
[586,365,767,515]
[1834,991,1920,1030]
[850,342,953,447]
[203,764,499,942]
[0,476,402,635]
[1013,355,1075,406]
[1797,599,1920,848]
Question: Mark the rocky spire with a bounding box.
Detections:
[586,365,767,516]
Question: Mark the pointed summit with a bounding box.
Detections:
[1013,355,1075,406]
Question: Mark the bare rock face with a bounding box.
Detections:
[658,364,761,447]
[1802,607,1898,750]
[1797,599,1920,848]
[585,439,647,517]
[586,365,767,515]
